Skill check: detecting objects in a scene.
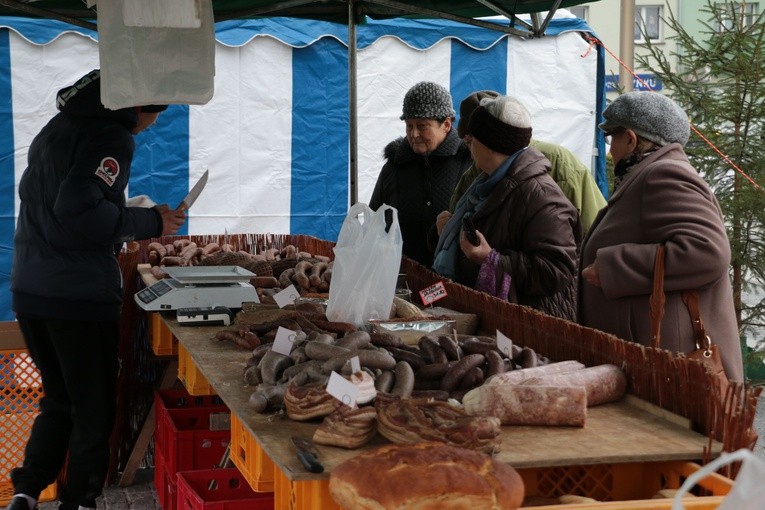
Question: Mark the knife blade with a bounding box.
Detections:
[291,436,324,473]
[176,169,209,211]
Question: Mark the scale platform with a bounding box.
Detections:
[135,266,260,311]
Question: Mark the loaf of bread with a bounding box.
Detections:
[329,442,524,510]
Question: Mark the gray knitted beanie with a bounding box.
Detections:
[400,82,456,120]
[599,91,690,147]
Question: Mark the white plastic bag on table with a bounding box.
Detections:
[326,203,402,327]
[96,0,215,109]
[671,448,765,510]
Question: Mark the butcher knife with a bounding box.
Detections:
[176,169,209,211]
[291,436,324,473]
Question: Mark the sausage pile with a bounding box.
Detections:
[144,240,333,297]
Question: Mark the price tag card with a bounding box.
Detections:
[497,329,513,359]
[326,371,358,408]
[272,326,298,356]
[274,284,300,308]
[419,281,448,306]
[350,356,361,374]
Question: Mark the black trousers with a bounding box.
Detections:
[11,315,119,509]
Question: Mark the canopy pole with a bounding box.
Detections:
[619,0,635,92]
[348,0,359,205]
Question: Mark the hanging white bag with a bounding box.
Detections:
[671,448,765,510]
[96,0,215,109]
[326,203,402,327]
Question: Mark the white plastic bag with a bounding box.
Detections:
[326,203,403,327]
[96,0,215,109]
[672,448,765,510]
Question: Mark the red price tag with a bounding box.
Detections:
[419,281,448,306]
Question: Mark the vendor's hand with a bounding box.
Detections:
[459,229,490,264]
[155,204,187,235]
[581,259,602,287]
[436,210,452,236]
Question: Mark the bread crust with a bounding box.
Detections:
[329,442,524,510]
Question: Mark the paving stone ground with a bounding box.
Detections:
[36,469,159,510]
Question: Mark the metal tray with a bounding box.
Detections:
[163,265,255,284]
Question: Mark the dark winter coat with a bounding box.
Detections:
[11,70,163,321]
[578,143,744,381]
[454,147,581,321]
[369,129,472,267]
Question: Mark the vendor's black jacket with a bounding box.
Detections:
[11,70,163,321]
[369,130,472,267]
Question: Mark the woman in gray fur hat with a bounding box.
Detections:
[579,91,744,381]
[369,81,472,267]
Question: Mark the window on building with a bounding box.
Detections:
[569,6,589,20]
[718,2,760,30]
[634,6,663,43]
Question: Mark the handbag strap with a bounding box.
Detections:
[649,245,666,348]
[649,245,710,352]
[682,290,712,354]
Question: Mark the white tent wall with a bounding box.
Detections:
[0,15,605,321]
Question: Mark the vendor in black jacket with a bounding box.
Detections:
[369,82,472,267]
[7,70,186,510]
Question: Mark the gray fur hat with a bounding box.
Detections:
[400,82,455,120]
[599,91,690,147]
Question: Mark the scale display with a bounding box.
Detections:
[135,266,260,311]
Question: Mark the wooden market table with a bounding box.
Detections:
[136,265,730,508]
[161,314,722,478]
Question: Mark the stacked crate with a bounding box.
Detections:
[0,322,57,507]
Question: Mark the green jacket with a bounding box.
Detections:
[449,140,606,232]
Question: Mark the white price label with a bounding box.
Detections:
[350,356,361,374]
[272,326,298,356]
[497,330,513,359]
[274,284,300,308]
[326,371,358,408]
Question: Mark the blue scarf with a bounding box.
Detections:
[432,149,524,279]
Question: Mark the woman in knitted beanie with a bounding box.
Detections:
[579,91,743,381]
[369,81,472,267]
[432,95,581,321]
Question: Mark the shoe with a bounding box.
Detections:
[6,496,36,510]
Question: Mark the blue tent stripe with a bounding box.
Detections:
[130,105,191,234]
[449,37,508,130]
[594,44,608,198]
[0,29,14,320]
[290,37,348,242]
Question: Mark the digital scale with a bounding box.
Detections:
[134,266,260,311]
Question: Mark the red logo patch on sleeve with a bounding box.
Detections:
[95,157,120,186]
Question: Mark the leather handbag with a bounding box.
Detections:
[649,245,730,396]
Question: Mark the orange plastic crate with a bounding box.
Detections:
[518,460,733,509]
[229,414,275,493]
[150,312,178,356]
[178,344,215,396]
[0,347,57,506]
[273,468,339,510]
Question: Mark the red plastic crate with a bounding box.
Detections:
[177,469,274,510]
[154,389,227,464]
[154,449,177,510]
[162,408,231,477]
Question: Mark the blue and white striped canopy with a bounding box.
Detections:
[0,13,606,320]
